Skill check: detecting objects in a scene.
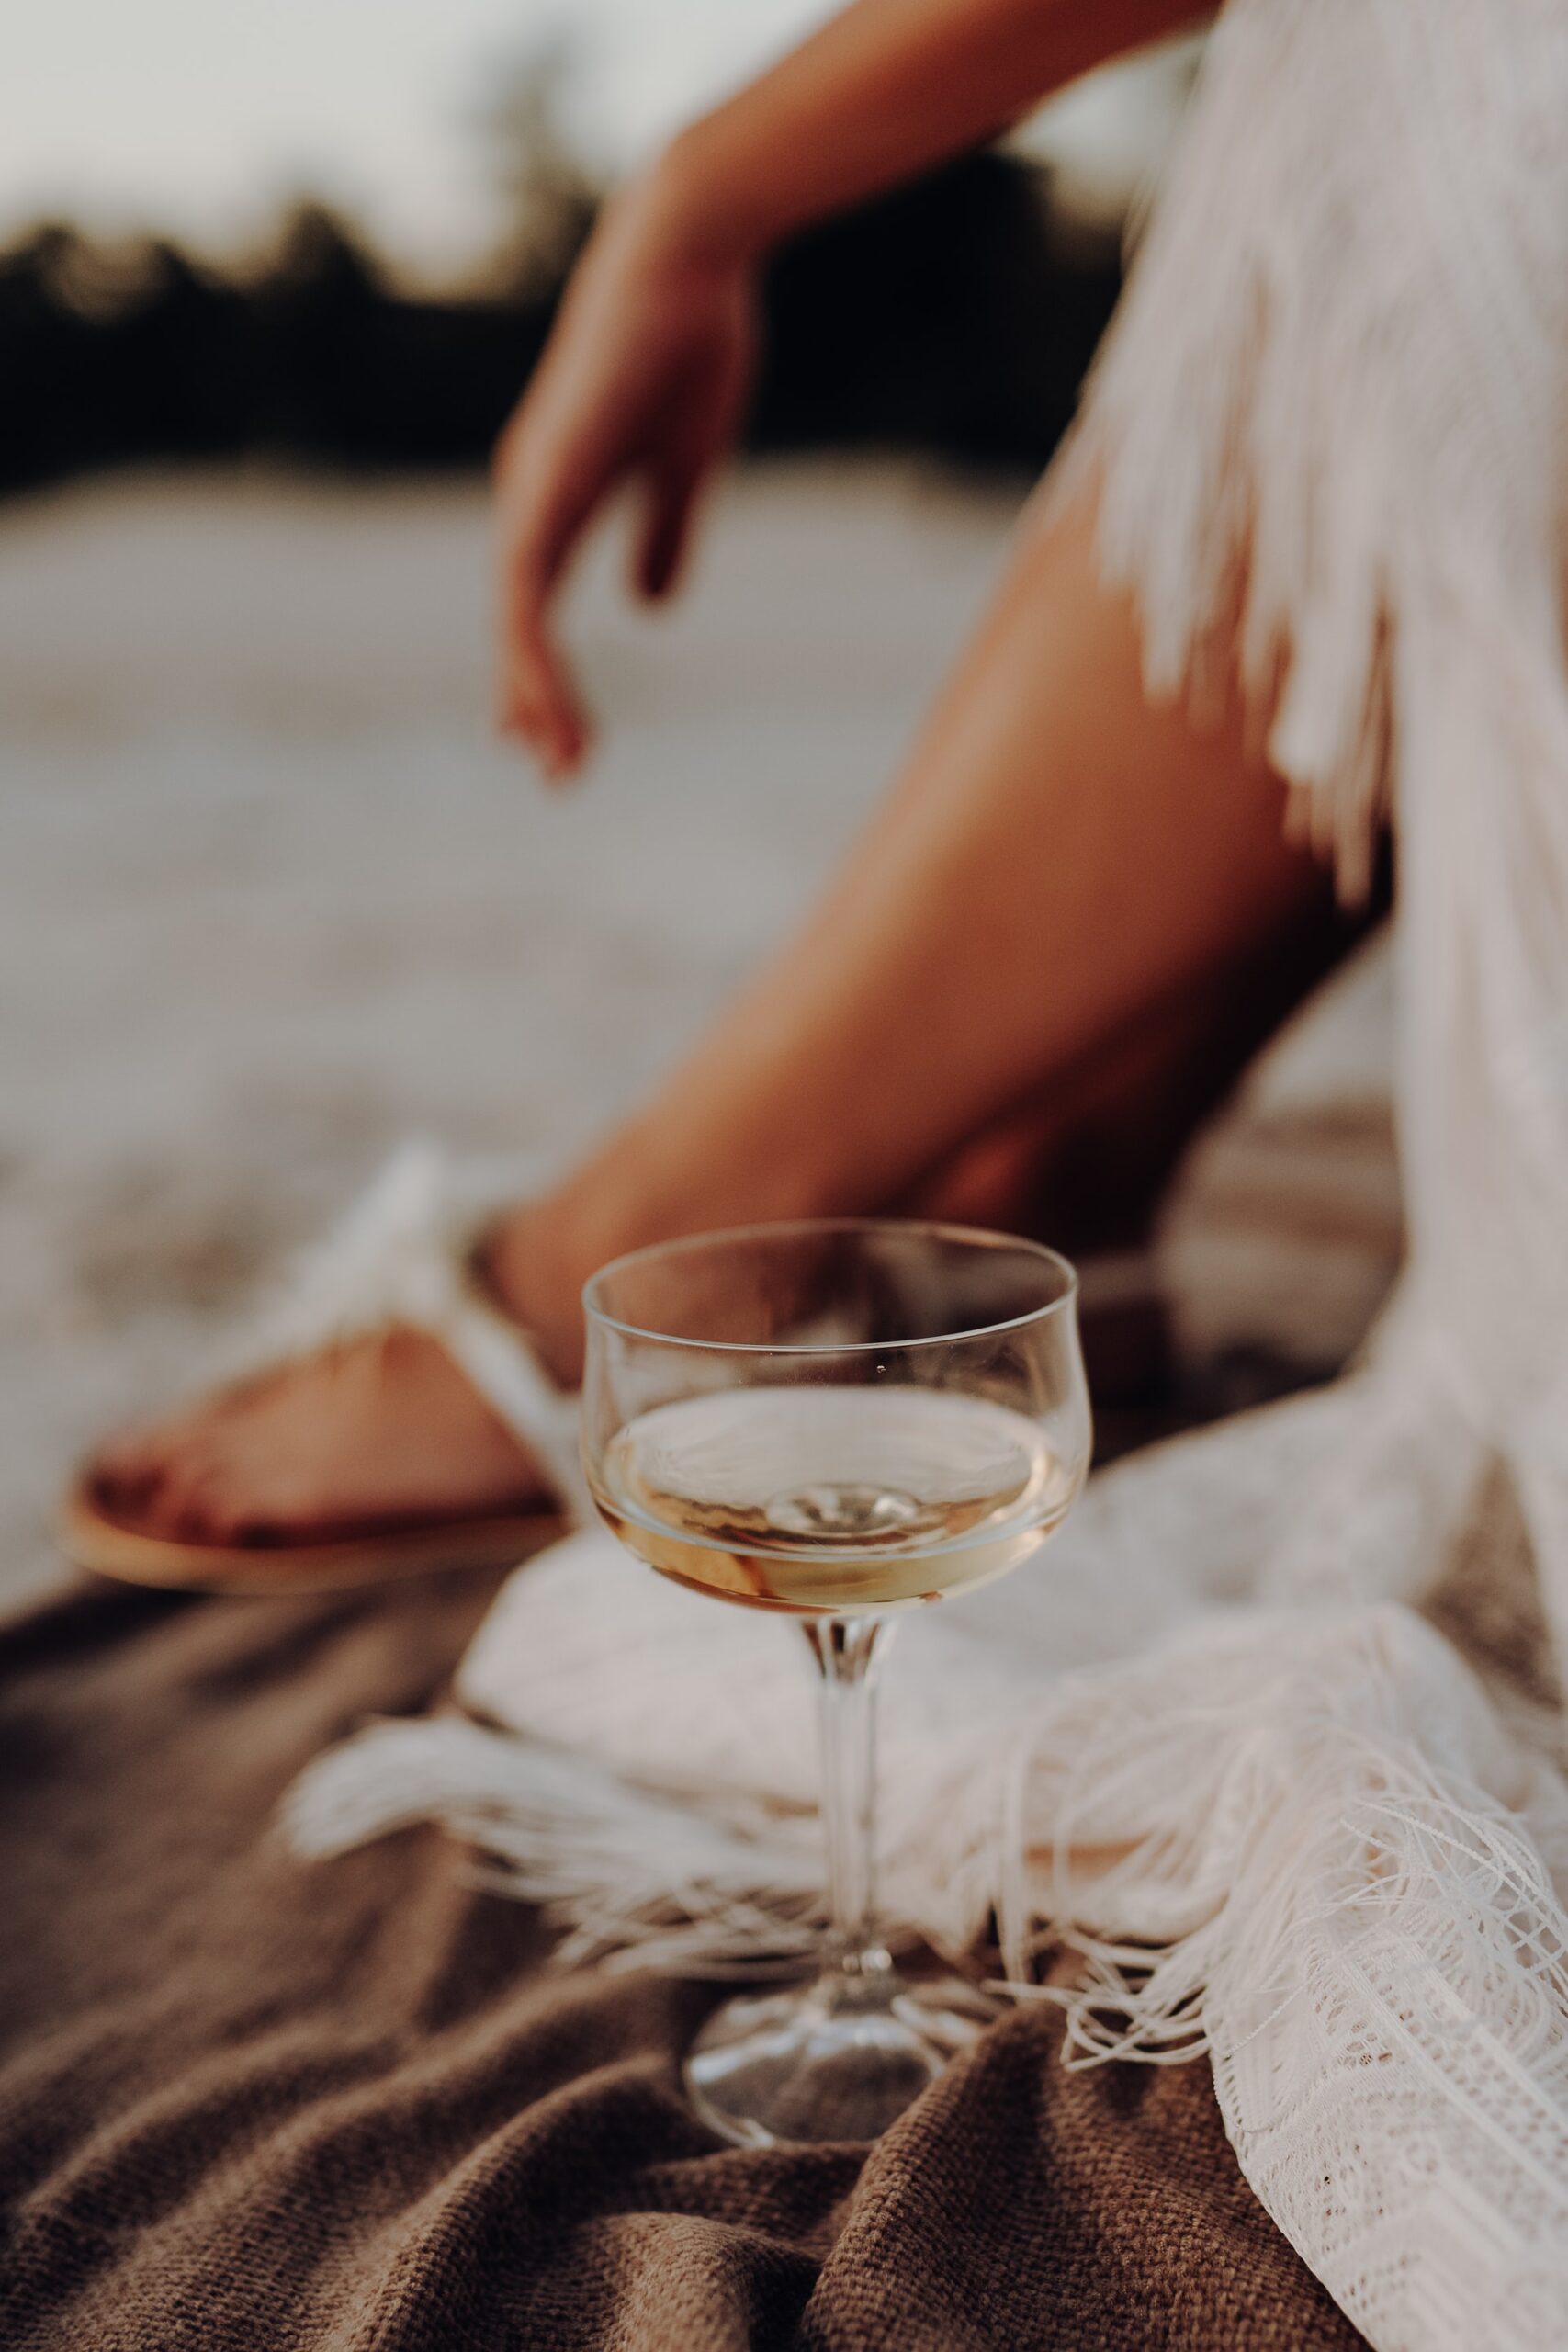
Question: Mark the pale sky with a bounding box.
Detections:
[3,0,834,272]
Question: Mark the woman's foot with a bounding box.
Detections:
[85,1199,591,1549]
[85,900,1350,1557]
[89,1326,552,1546]
[78,1102,1060,1555]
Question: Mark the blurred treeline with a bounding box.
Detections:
[0,86,1119,499]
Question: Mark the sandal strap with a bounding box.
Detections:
[439,1281,591,1525]
[227,1139,590,1523]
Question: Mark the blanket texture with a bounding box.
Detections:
[0,1561,1365,2351]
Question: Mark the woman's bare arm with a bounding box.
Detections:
[662,0,1208,264]
[495,0,1208,773]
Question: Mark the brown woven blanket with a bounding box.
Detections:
[0,1563,1366,2351]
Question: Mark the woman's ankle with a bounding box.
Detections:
[479,1080,881,1385]
[480,1143,812,1385]
[479,1193,595,1387]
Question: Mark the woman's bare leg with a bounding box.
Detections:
[98,492,1328,1539]
[493,492,1328,1373]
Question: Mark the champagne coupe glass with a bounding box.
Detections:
[581,1218,1089,2147]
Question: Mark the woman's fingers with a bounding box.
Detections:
[495,435,601,775]
[499,573,591,778]
[497,594,581,775]
[635,452,711,604]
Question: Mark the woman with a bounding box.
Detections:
[66,0,1523,1587]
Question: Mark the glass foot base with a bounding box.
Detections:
[685,1967,999,2147]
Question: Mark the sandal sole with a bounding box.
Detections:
[59,1488,565,1596]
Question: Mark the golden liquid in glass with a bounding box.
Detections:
[592,1386,1073,1615]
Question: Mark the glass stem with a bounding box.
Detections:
[803,1616,892,1986]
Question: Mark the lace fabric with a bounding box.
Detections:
[1044,9,1568,2328]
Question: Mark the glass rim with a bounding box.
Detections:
[580,1216,1079,1356]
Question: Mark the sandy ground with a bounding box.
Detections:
[0,458,1024,1606]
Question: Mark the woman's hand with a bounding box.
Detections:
[493,164,758,778]
[493,0,1197,778]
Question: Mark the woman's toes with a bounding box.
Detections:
[92,1442,166,1518]
[149,1455,213,1542]
[185,1480,265,1546]
[175,1453,276,1544]
[94,1408,209,1510]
